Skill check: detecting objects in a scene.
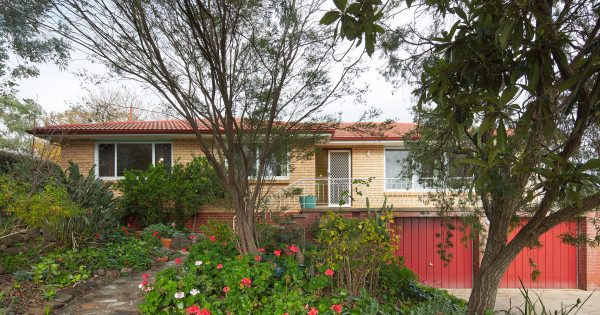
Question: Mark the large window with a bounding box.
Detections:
[249,148,290,179]
[96,142,172,178]
[384,149,412,190]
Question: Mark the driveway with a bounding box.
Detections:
[448,289,600,314]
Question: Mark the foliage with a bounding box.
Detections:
[311,212,396,295]
[0,0,69,93]
[140,220,463,314]
[142,224,183,240]
[0,96,44,154]
[32,237,162,288]
[117,157,225,227]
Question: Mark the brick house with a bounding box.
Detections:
[31,119,600,290]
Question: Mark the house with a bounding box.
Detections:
[31,119,600,291]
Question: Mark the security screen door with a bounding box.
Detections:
[328,150,351,207]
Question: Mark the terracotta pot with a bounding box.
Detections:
[160,238,173,249]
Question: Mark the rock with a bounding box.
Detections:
[106,270,120,277]
[94,268,106,276]
[54,293,73,304]
[58,287,78,296]
[120,267,133,274]
[45,301,65,310]
[171,234,191,250]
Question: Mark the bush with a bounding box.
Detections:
[32,237,163,288]
[311,212,397,296]
[117,157,225,226]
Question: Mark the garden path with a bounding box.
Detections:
[55,259,179,315]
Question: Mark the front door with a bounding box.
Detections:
[328,150,351,207]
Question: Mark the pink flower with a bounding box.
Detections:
[175,258,183,264]
[152,231,159,237]
[223,286,230,294]
[274,250,281,257]
[258,248,265,253]
[141,274,149,280]
[331,304,342,314]
[240,277,252,287]
[181,248,187,253]
[94,233,101,239]
[307,307,318,315]
[199,309,211,315]
[216,264,223,269]
[325,268,334,277]
[254,256,262,262]
[288,245,299,253]
[209,235,216,242]
[189,235,197,240]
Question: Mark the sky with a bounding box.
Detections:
[14,33,416,125]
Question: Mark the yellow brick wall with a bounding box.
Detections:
[172,139,204,165]
[351,146,385,208]
[59,140,95,173]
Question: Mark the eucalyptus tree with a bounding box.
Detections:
[327,0,600,313]
[50,0,363,254]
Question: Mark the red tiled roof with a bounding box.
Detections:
[30,120,416,140]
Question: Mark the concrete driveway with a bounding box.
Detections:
[448,289,600,314]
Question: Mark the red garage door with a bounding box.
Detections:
[500,220,578,288]
[393,217,473,288]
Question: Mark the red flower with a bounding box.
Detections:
[223,286,230,294]
[288,245,299,253]
[307,307,318,315]
[175,258,183,264]
[199,309,211,315]
[181,248,187,253]
[273,250,281,257]
[189,235,197,240]
[152,231,159,237]
[127,223,131,227]
[254,256,262,262]
[186,305,200,314]
[240,277,252,287]
[258,248,265,253]
[216,264,223,269]
[209,235,216,242]
[94,233,101,239]
[141,273,149,280]
[330,304,342,314]
[325,268,334,277]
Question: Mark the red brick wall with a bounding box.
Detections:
[579,212,600,290]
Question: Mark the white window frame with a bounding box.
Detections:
[383,148,435,192]
[94,141,173,180]
[250,148,290,180]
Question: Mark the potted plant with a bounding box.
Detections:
[303,195,317,209]
[143,224,179,249]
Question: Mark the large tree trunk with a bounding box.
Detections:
[235,203,259,255]
[468,224,525,314]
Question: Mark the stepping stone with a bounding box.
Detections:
[54,293,73,304]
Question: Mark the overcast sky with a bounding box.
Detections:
[14,28,416,124]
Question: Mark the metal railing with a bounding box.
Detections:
[261,177,466,212]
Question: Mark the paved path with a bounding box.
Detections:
[448,289,600,314]
[57,260,177,315]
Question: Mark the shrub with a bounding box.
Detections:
[117,157,225,226]
[311,212,397,296]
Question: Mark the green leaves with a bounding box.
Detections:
[333,0,348,11]
[320,11,340,25]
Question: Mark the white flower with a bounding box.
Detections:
[138,283,144,289]
[171,222,176,227]
[195,260,203,266]
[174,292,185,299]
[190,289,200,296]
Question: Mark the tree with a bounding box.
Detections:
[0,0,69,94]
[50,0,363,254]
[330,0,600,313]
[0,95,43,153]
[46,87,161,124]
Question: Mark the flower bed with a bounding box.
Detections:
[139,217,467,314]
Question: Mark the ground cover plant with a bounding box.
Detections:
[139,216,466,314]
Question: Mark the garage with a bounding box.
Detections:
[392,217,474,288]
[500,220,578,289]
